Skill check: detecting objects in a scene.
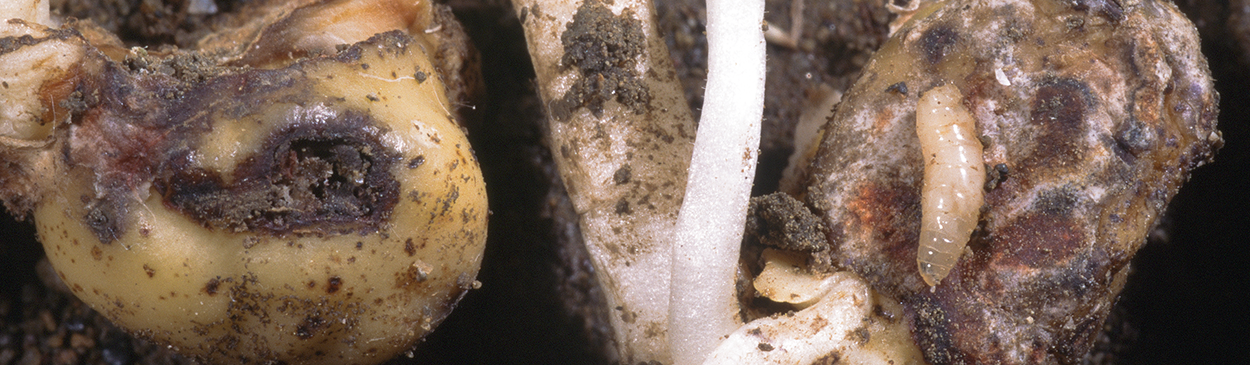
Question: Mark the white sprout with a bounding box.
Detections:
[668,0,766,362]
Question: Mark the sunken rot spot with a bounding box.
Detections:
[158,109,401,235]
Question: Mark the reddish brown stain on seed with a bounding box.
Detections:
[394,265,429,290]
[404,238,416,257]
[90,246,102,261]
[842,181,921,262]
[143,264,155,278]
[326,276,342,294]
[992,188,1086,267]
[811,351,843,365]
[808,315,828,334]
[873,108,897,133]
[1023,77,1091,171]
[203,278,220,296]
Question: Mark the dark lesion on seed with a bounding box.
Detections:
[156,109,401,236]
[325,276,342,294]
[0,23,80,56]
[614,198,631,215]
[851,326,871,344]
[295,315,327,339]
[918,24,959,66]
[1112,116,1155,163]
[404,238,416,257]
[910,295,967,365]
[47,30,428,244]
[812,351,843,365]
[551,0,651,120]
[407,155,425,169]
[203,277,221,296]
[83,195,126,244]
[613,164,631,185]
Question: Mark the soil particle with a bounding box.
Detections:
[746,192,829,252]
[552,0,650,120]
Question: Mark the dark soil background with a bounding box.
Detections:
[1,0,1247,364]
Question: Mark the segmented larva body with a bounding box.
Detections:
[916,84,985,286]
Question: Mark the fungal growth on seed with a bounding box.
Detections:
[0,1,486,364]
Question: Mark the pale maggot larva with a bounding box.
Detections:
[914,84,984,287]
